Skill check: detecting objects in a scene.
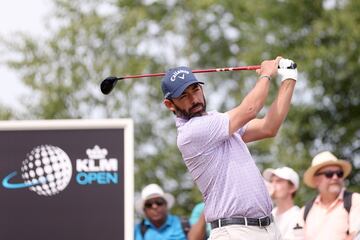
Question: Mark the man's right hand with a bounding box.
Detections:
[257,56,283,79]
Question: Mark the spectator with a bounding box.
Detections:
[134,183,187,240]
[263,167,300,239]
[188,202,211,240]
[294,151,360,240]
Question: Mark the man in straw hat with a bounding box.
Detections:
[292,151,360,240]
[134,183,188,240]
[263,167,301,239]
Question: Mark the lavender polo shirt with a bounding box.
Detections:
[176,111,272,222]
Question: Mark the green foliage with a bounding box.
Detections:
[1,0,359,216]
[0,104,13,120]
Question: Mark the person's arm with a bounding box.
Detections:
[347,193,360,240]
[242,78,296,143]
[187,213,206,240]
[226,57,281,135]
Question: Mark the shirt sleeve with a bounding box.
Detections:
[237,122,248,136]
[223,112,248,136]
[177,112,229,159]
[189,202,205,225]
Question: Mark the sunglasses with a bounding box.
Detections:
[144,198,166,209]
[315,170,344,179]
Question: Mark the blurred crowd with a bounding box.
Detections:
[134,151,360,240]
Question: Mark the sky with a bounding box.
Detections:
[0,0,50,110]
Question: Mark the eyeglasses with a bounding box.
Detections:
[144,198,166,209]
[315,170,344,179]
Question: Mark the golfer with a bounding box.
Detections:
[162,56,297,239]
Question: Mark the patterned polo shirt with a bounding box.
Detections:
[176,111,272,222]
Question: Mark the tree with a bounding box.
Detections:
[1,0,359,214]
[0,104,13,120]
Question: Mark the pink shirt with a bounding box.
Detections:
[297,189,360,240]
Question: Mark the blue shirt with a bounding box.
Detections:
[189,202,211,238]
[134,214,187,240]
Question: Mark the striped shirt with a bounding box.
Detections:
[176,111,272,222]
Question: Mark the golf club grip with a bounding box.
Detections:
[192,65,260,74]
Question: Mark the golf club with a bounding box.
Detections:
[100,61,297,95]
[100,65,261,95]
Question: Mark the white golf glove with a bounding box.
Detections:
[278,58,297,82]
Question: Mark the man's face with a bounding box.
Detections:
[270,175,296,200]
[143,197,168,225]
[314,165,344,195]
[164,83,206,120]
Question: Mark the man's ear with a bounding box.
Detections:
[163,99,176,112]
[289,184,297,195]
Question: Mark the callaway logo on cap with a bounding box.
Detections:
[161,66,204,99]
[170,69,190,81]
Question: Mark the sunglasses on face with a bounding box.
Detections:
[315,170,344,179]
[144,198,166,209]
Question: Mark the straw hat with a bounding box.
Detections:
[303,151,352,188]
[135,183,175,215]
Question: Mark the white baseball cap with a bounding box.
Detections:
[263,167,300,190]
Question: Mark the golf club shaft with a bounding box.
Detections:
[101,65,261,95]
[118,65,260,80]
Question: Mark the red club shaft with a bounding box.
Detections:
[119,65,260,80]
[101,65,261,95]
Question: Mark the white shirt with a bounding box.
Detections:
[272,205,300,239]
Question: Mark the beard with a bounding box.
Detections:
[172,97,207,120]
[328,183,342,194]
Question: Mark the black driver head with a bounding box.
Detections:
[100,76,122,95]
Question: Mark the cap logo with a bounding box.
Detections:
[170,70,189,81]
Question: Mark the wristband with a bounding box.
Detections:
[259,75,271,81]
